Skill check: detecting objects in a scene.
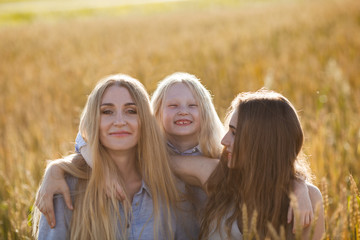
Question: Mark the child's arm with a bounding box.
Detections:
[288,179,314,230]
[35,159,75,228]
[35,132,89,228]
[37,177,75,239]
[170,155,219,188]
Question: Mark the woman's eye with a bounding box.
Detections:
[189,104,198,107]
[168,104,177,108]
[101,109,113,115]
[231,130,236,136]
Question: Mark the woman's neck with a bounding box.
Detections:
[166,135,199,153]
[108,149,139,178]
[108,149,142,201]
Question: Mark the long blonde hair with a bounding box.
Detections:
[200,89,312,239]
[34,74,179,239]
[151,72,224,158]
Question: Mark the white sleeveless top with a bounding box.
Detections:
[208,212,242,240]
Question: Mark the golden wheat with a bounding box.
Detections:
[0,0,359,238]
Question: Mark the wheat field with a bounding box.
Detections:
[0,0,359,239]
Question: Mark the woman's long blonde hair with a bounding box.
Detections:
[151,72,224,158]
[33,74,179,239]
[200,89,312,239]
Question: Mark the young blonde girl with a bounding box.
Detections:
[151,72,224,159]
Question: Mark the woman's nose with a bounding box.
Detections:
[114,113,126,126]
[221,132,230,147]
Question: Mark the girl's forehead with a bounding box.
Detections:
[165,82,196,100]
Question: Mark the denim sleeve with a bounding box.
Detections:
[75,132,87,153]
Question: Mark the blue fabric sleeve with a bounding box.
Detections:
[38,195,73,240]
[75,132,87,153]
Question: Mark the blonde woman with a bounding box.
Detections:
[33,74,187,239]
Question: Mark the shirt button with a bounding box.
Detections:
[135,202,139,206]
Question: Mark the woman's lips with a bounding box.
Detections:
[227,152,232,161]
[109,131,131,136]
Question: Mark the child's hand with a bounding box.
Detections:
[35,161,73,228]
[287,202,313,229]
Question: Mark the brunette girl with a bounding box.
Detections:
[173,89,325,239]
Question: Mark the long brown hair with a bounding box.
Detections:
[200,89,311,239]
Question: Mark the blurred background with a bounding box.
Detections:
[0,0,359,238]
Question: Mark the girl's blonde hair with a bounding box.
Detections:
[34,74,179,239]
[200,89,312,239]
[151,72,224,158]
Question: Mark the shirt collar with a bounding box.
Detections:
[140,180,152,197]
[167,141,201,155]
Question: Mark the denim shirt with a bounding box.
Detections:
[38,176,194,240]
[74,133,207,239]
[166,141,202,156]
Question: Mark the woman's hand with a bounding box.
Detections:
[35,160,73,228]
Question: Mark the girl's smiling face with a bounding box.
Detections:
[161,82,201,142]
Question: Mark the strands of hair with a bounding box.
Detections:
[200,90,311,239]
[33,74,180,239]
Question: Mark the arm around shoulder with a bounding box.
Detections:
[35,156,85,227]
[170,155,219,188]
[37,189,74,240]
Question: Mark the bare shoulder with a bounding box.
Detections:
[303,183,325,240]
[306,183,324,212]
[306,183,323,202]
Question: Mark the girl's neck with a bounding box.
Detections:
[167,135,199,153]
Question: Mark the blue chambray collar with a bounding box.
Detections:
[166,141,201,155]
[140,180,152,197]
